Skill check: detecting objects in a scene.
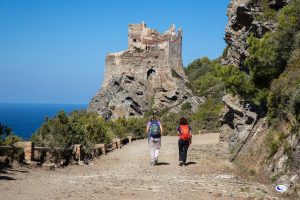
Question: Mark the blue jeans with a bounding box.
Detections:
[178,139,189,163]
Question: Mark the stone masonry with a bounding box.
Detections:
[88,22,192,119]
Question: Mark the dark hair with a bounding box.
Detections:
[150,115,157,121]
[179,117,188,125]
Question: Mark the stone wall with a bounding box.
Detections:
[88,22,192,119]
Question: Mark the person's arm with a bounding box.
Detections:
[189,125,192,142]
[146,123,150,143]
[177,125,181,136]
[160,124,163,136]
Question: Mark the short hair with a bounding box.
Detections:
[179,117,188,125]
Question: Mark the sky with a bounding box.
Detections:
[0,0,229,104]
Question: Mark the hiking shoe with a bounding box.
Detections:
[179,161,183,166]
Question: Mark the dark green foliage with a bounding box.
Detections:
[185,57,213,82]
[160,113,180,136]
[181,102,192,111]
[267,54,300,124]
[31,111,112,151]
[0,123,22,145]
[112,117,147,139]
[190,98,223,132]
[31,110,147,152]
[183,57,226,132]
[255,0,277,21]
[236,0,300,108]
[0,123,12,139]
[245,33,281,88]
[218,65,254,97]
[185,57,225,99]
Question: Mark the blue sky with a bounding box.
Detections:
[0,0,229,104]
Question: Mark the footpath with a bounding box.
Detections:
[0,134,285,199]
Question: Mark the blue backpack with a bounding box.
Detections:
[149,121,161,138]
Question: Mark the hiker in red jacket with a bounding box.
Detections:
[177,117,192,166]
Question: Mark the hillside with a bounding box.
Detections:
[185,0,300,195]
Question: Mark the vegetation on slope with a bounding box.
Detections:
[0,123,22,146]
[31,111,147,152]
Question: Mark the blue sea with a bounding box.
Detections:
[0,103,87,140]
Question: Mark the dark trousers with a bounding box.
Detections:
[178,139,189,163]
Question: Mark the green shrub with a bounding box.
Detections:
[181,102,192,111]
[245,33,281,89]
[160,112,180,136]
[185,57,214,82]
[31,111,112,150]
[190,98,223,132]
[0,123,22,145]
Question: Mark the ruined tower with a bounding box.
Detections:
[88,22,192,119]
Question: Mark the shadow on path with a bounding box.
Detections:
[184,161,197,166]
[156,162,170,166]
[0,175,16,181]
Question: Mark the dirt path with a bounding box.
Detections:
[1,134,284,199]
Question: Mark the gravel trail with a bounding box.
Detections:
[0,134,285,199]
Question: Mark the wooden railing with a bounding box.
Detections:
[0,135,143,164]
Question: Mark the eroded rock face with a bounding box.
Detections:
[88,22,192,119]
[219,94,257,154]
[221,0,291,69]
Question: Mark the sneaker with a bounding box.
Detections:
[154,160,158,165]
[150,161,155,166]
[179,161,183,166]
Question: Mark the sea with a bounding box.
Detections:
[0,103,87,140]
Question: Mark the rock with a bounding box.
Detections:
[221,0,291,69]
[168,96,206,114]
[219,94,257,154]
[88,22,192,119]
[269,0,292,10]
[42,163,56,171]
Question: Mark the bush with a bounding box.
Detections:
[245,33,281,89]
[0,123,22,145]
[160,112,180,136]
[31,111,112,151]
[190,98,223,132]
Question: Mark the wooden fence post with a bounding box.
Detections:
[73,144,82,161]
[127,136,132,143]
[14,141,34,163]
[94,143,106,155]
[112,138,121,149]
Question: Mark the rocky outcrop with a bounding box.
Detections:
[88,22,192,119]
[219,94,257,155]
[168,96,206,114]
[222,0,291,69]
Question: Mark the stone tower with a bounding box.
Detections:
[88,22,192,119]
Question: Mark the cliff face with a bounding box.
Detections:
[220,0,300,192]
[88,23,193,119]
[222,0,291,70]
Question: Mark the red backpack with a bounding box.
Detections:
[179,125,191,140]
